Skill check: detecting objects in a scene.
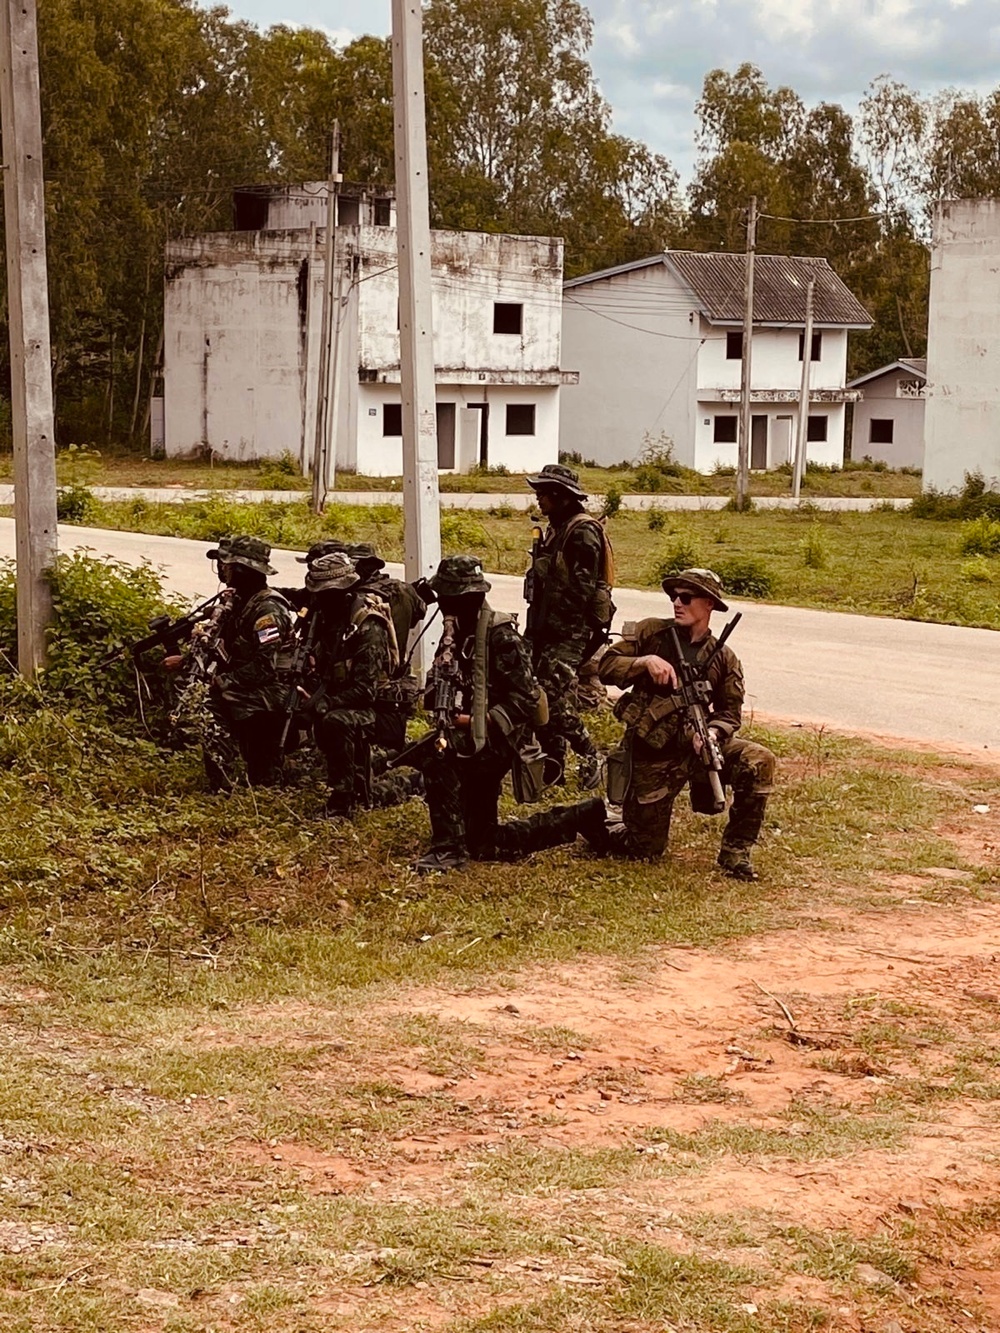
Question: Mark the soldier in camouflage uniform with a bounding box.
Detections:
[415,556,608,874]
[298,552,420,817]
[597,568,776,880]
[203,535,295,787]
[524,463,606,789]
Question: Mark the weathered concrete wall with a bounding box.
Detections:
[851,369,925,469]
[924,199,1000,492]
[164,225,565,473]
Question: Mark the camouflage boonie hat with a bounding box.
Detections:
[207,534,276,576]
[296,539,348,565]
[429,555,491,597]
[345,542,386,573]
[525,462,587,500]
[304,552,360,593]
[661,567,728,612]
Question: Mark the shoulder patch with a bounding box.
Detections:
[254,613,281,645]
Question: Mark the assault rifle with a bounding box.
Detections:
[522,522,543,612]
[103,592,227,667]
[667,612,742,815]
[278,603,321,750]
[386,612,462,770]
[168,591,238,786]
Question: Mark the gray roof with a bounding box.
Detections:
[565,250,872,328]
[846,357,927,389]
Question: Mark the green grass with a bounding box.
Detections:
[38,491,1000,628]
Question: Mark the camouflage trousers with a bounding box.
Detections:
[419,741,594,861]
[314,709,422,810]
[207,701,284,788]
[533,640,598,764]
[610,734,776,861]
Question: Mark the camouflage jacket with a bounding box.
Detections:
[431,608,540,750]
[308,593,396,717]
[214,587,295,719]
[599,618,744,753]
[526,505,605,649]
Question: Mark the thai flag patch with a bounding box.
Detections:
[255,615,281,646]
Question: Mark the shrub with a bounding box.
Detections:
[716,556,774,598]
[800,524,828,569]
[647,508,668,532]
[961,555,994,583]
[56,484,96,523]
[257,450,302,480]
[471,461,510,478]
[601,485,622,518]
[959,515,1000,556]
[653,540,699,582]
[712,463,737,477]
[911,472,1000,521]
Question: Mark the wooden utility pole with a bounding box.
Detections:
[391,0,442,634]
[792,273,816,500]
[0,0,58,677]
[311,124,341,514]
[736,196,757,511]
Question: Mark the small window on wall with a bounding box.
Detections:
[806,415,828,442]
[798,331,823,361]
[870,418,894,444]
[725,331,743,360]
[506,404,535,435]
[494,302,523,335]
[383,403,402,436]
[713,415,738,443]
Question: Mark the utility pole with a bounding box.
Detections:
[736,195,757,511]
[391,0,442,636]
[311,123,341,514]
[0,0,58,677]
[792,273,816,500]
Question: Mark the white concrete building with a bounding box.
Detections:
[162,183,574,475]
[847,358,926,469]
[924,199,1000,493]
[561,252,871,471]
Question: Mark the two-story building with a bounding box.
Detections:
[162,183,576,476]
[560,252,871,470]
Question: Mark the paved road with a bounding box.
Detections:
[0,484,912,512]
[1,518,994,753]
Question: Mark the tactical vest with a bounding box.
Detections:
[321,592,399,689]
[527,511,616,639]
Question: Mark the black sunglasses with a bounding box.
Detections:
[671,591,699,605]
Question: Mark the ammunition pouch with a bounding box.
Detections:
[605,738,632,805]
[376,672,421,718]
[510,740,548,803]
[614,687,682,750]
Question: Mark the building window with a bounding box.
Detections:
[725,331,743,360]
[713,415,738,444]
[383,403,402,436]
[806,415,828,443]
[494,302,523,335]
[798,331,823,361]
[506,404,535,435]
[373,197,392,227]
[869,418,894,444]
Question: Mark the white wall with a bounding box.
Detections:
[693,402,845,472]
[697,325,848,392]
[560,262,699,467]
[851,371,925,469]
[924,199,1000,492]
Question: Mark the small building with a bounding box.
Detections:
[924,199,1000,493]
[846,358,926,468]
[560,252,871,471]
[162,183,575,475]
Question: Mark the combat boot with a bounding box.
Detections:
[576,796,610,850]
[718,793,768,881]
[576,749,603,791]
[716,848,758,881]
[413,849,468,875]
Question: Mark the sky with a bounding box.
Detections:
[225,0,1000,179]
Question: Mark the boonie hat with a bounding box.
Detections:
[305,552,360,593]
[525,462,587,500]
[207,534,276,576]
[295,539,348,565]
[429,555,491,597]
[346,542,386,573]
[660,567,729,612]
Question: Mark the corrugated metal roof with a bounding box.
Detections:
[664,251,872,327]
[846,357,927,389]
[562,255,666,289]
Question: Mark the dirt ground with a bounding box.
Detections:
[217,874,1000,1332]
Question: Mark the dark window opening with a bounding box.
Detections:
[494,302,523,335]
[373,198,392,227]
[725,331,743,360]
[713,415,738,444]
[232,190,268,231]
[806,415,828,442]
[798,330,823,361]
[383,403,402,436]
[336,196,360,226]
[506,404,535,435]
[869,418,894,444]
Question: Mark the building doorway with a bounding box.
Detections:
[750,414,768,470]
[465,402,489,465]
[436,402,456,469]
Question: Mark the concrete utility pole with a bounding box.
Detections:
[391,0,442,612]
[311,123,341,514]
[0,0,59,677]
[736,195,757,511]
[792,273,816,500]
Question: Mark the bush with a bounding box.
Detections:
[56,484,96,523]
[647,508,668,532]
[961,555,994,584]
[630,433,684,494]
[911,472,1000,521]
[716,556,774,599]
[601,485,622,518]
[712,462,737,477]
[959,515,1000,556]
[470,461,511,478]
[800,524,828,569]
[653,540,699,582]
